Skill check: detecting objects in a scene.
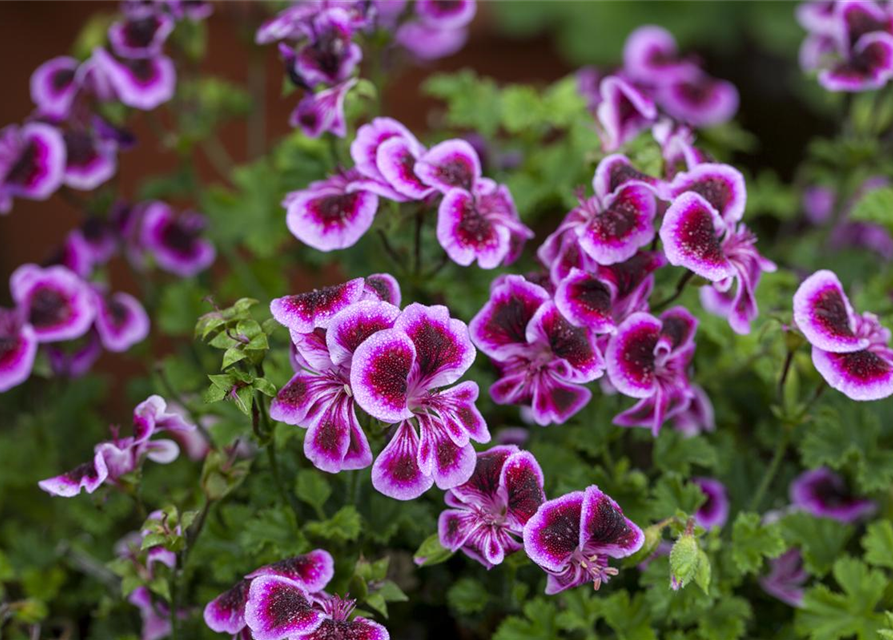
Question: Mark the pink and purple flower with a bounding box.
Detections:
[140,201,216,277]
[0,308,38,393]
[789,467,875,522]
[0,123,66,213]
[10,264,95,343]
[692,477,729,529]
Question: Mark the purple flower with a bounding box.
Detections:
[350,117,433,201]
[350,303,489,499]
[416,0,476,30]
[300,595,389,640]
[395,20,469,61]
[108,12,175,59]
[30,56,80,120]
[0,123,66,213]
[90,47,176,110]
[271,277,367,334]
[204,550,334,637]
[793,269,893,400]
[660,191,776,334]
[438,446,546,568]
[140,201,215,277]
[671,384,715,436]
[820,31,893,91]
[605,307,698,435]
[294,8,363,86]
[593,153,667,201]
[470,276,605,426]
[0,308,37,393]
[38,395,194,497]
[623,25,700,86]
[46,330,103,378]
[129,587,177,640]
[760,548,808,607]
[436,179,534,269]
[415,139,481,194]
[790,467,875,522]
[692,477,729,529]
[523,485,645,595]
[656,74,740,128]
[10,264,95,343]
[62,129,118,191]
[596,76,657,152]
[290,78,357,138]
[285,170,379,251]
[803,184,836,225]
[92,288,150,352]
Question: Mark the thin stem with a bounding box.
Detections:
[377,229,404,271]
[652,270,695,312]
[266,439,301,521]
[777,349,795,403]
[201,135,236,183]
[154,364,213,445]
[748,432,788,513]
[425,251,450,278]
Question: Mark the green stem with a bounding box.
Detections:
[652,270,695,312]
[748,432,788,513]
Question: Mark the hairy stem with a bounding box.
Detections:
[652,270,695,312]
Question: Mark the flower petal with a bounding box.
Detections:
[0,311,37,393]
[523,491,584,573]
[555,268,617,332]
[692,477,729,530]
[10,264,95,343]
[271,278,366,334]
[578,184,657,266]
[579,485,645,557]
[38,449,109,497]
[418,415,477,490]
[363,273,402,306]
[244,576,323,640]
[669,163,747,225]
[659,192,733,281]
[501,451,546,528]
[793,270,866,353]
[415,140,481,193]
[526,301,604,383]
[596,76,657,152]
[469,275,549,360]
[286,187,379,252]
[438,508,479,551]
[93,290,149,352]
[377,136,434,200]
[658,74,739,128]
[606,312,662,398]
[371,421,433,500]
[350,328,416,422]
[246,550,335,593]
[396,303,476,388]
[326,300,401,366]
[431,380,489,445]
[436,188,511,268]
[593,153,665,201]
[811,346,893,401]
[203,579,250,635]
[790,467,876,523]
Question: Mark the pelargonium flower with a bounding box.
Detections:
[108,12,175,59]
[0,308,37,393]
[285,168,378,251]
[10,264,95,343]
[415,139,481,195]
[0,122,66,213]
[294,8,363,86]
[271,277,367,334]
[38,395,194,497]
[470,276,605,426]
[92,288,150,352]
[204,550,334,637]
[245,577,388,640]
[415,0,476,30]
[350,303,489,499]
[523,485,645,595]
[759,548,808,608]
[350,117,434,201]
[290,78,356,138]
[436,178,534,269]
[73,216,119,266]
[62,129,118,191]
[30,56,80,120]
[593,153,666,201]
[596,76,657,152]
[671,384,715,436]
[46,330,103,378]
[90,47,176,110]
[605,307,699,435]
[622,25,699,86]
[660,191,776,334]
[657,73,740,128]
[692,477,729,529]
[793,269,893,400]
[790,467,875,522]
[395,20,469,61]
[140,201,216,277]
[438,446,545,568]
[270,299,398,473]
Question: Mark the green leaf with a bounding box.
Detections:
[601,591,657,640]
[731,512,785,574]
[653,432,718,475]
[304,506,362,543]
[413,533,453,567]
[863,520,893,569]
[850,186,893,234]
[493,598,558,640]
[780,512,853,576]
[447,578,490,616]
[295,470,331,512]
[648,473,706,520]
[697,596,752,640]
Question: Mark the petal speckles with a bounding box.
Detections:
[271,278,366,334]
[659,192,734,282]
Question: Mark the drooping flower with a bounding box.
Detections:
[351,303,489,499]
[438,446,546,568]
[204,550,334,637]
[10,264,95,343]
[108,11,175,59]
[470,276,605,426]
[140,201,216,277]
[290,78,357,138]
[38,395,195,497]
[605,307,698,435]
[436,178,534,269]
[284,169,379,251]
[759,548,808,608]
[90,47,176,110]
[596,76,657,152]
[523,485,645,595]
[660,191,776,334]
[0,123,66,213]
[0,308,37,393]
[92,288,150,352]
[790,467,875,522]
[294,8,363,86]
[30,56,81,120]
[349,117,433,201]
[692,477,729,529]
[792,269,893,400]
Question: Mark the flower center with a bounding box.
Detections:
[576,552,619,590]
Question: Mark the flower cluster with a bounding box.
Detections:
[38,395,195,497]
[472,141,773,432]
[204,549,389,640]
[793,269,893,400]
[1,1,208,213]
[269,275,490,500]
[578,25,738,152]
[259,1,476,137]
[435,446,645,595]
[798,0,893,92]
[284,118,532,268]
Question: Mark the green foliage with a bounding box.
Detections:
[730,513,786,575]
